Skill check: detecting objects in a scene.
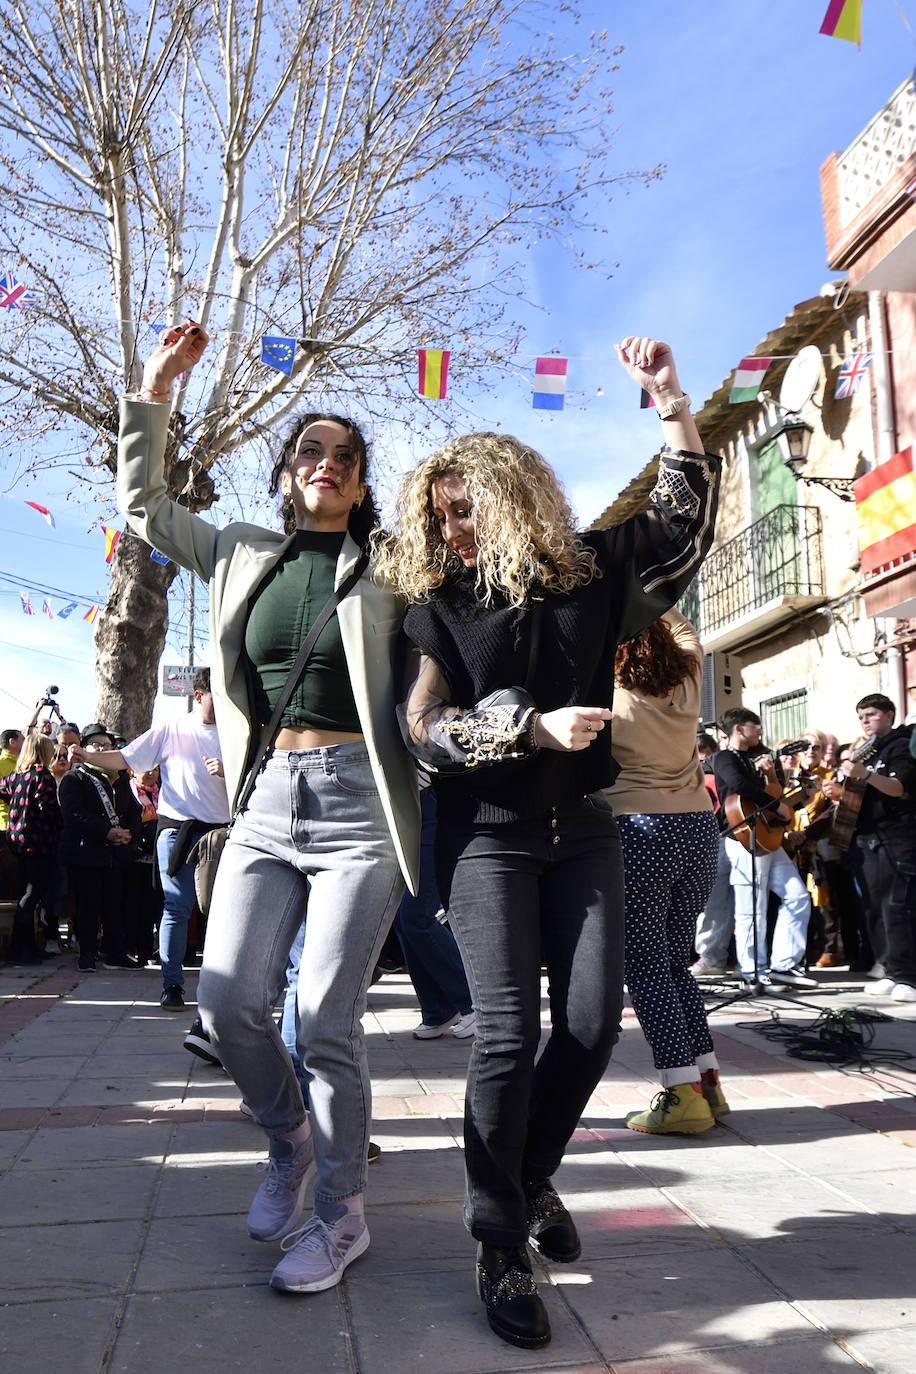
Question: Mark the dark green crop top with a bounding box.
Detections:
[244,529,361,733]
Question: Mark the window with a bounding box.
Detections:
[761,688,808,746]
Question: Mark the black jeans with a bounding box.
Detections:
[435,796,623,1248]
[849,827,916,986]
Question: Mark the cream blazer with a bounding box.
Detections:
[117,397,420,891]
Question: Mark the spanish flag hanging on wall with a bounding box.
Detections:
[418,349,450,399]
[854,447,916,574]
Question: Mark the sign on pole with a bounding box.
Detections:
[162,664,195,698]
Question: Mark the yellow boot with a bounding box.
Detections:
[626,1083,715,1135]
[700,1068,730,1118]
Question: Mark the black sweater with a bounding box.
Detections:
[402,447,720,825]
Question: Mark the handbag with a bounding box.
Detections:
[189,551,370,914]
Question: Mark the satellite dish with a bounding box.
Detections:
[779,345,822,413]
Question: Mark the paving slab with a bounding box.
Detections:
[347,1263,598,1374]
[559,1246,817,1362]
[0,1298,117,1373]
[737,1231,916,1331]
[0,1217,146,1302]
[3,961,916,1374]
[110,1286,354,1374]
[661,1172,883,1243]
[0,1160,160,1225]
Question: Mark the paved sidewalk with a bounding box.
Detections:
[2,960,916,1374]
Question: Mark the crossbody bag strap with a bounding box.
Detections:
[234,550,370,818]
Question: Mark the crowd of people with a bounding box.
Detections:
[2,318,913,1353]
[690,698,916,1008]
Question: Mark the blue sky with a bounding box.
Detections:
[1,0,913,731]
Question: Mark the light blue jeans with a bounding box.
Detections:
[198,744,403,1205]
[725,837,811,977]
[156,826,198,989]
[693,834,734,966]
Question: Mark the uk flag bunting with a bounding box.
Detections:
[0,271,36,309]
[20,592,34,615]
[834,353,872,400]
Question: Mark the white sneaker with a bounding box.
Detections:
[270,1211,370,1293]
[413,1014,459,1039]
[450,1012,476,1038]
[741,972,772,987]
[865,977,897,996]
[891,983,916,1002]
[770,966,818,990]
[690,958,728,979]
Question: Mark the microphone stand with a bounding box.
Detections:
[703,800,819,1015]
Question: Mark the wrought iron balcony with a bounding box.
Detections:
[681,504,826,650]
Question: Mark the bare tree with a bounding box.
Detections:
[0,0,658,735]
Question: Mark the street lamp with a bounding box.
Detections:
[770,412,856,502]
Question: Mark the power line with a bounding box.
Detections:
[0,636,94,667]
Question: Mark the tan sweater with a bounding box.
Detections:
[605,609,712,817]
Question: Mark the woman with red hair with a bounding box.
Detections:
[609,610,727,1135]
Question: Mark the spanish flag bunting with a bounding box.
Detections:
[83,605,99,624]
[854,446,916,574]
[418,349,450,400]
[819,0,862,45]
[103,527,121,563]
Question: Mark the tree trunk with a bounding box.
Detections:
[93,529,179,738]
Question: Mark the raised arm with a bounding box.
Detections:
[117,321,220,582]
[595,337,721,639]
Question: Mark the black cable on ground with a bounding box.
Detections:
[733,1006,915,1072]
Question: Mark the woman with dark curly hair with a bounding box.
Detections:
[117,322,418,1298]
[609,609,727,1135]
[373,337,721,1350]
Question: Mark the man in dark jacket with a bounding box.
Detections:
[824,694,916,1002]
[58,724,142,972]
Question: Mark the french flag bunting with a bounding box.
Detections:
[532,357,567,411]
[42,599,53,619]
[24,501,55,528]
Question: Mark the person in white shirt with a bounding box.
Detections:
[69,668,230,1010]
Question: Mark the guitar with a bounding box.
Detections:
[723,738,811,854]
[828,736,878,851]
[723,783,788,853]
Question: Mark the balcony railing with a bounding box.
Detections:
[681,504,825,639]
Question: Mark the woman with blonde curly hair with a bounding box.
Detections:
[374,337,721,1351]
